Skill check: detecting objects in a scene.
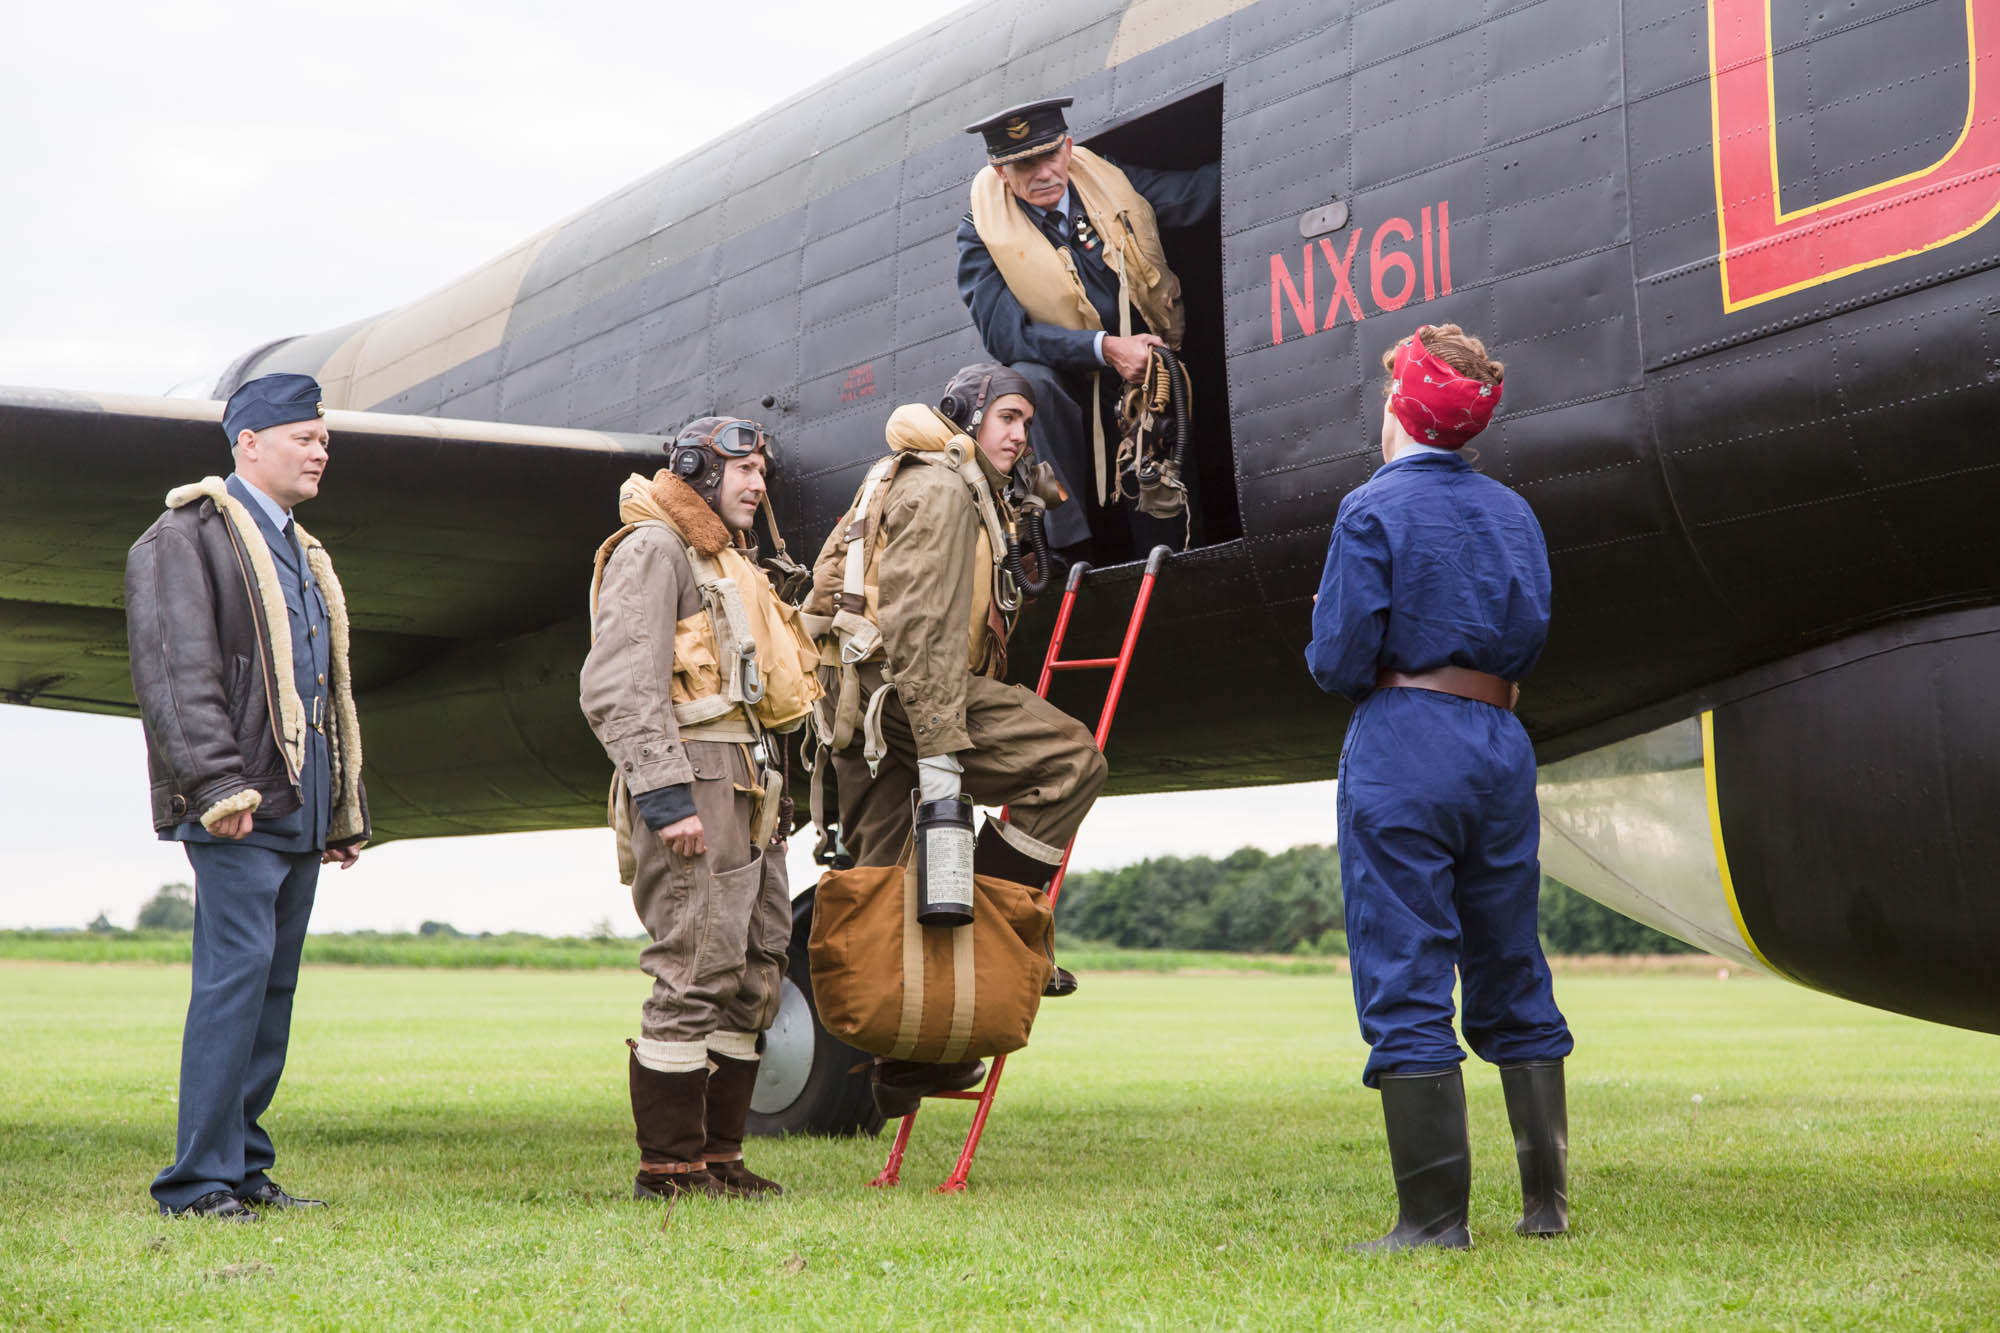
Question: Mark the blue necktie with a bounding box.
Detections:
[282,518,307,595]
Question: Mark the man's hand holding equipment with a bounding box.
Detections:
[1103,333,1165,384]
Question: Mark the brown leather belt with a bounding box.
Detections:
[1376,667,1517,711]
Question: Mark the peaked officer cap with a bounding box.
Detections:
[965,97,1074,165]
[223,373,326,442]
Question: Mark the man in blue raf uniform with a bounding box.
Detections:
[1307,325,1572,1252]
[956,96,1218,556]
[125,372,369,1221]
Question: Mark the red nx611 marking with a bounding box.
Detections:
[1269,202,1455,345]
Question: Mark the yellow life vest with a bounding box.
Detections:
[590,477,823,737]
[967,144,1185,349]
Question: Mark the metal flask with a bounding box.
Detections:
[914,795,976,928]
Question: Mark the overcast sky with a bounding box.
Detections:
[0,0,1342,934]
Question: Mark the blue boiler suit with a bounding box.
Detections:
[151,473,332,1211]
[1306,449,1572,1087]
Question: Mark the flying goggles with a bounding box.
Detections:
[675,417,776,468]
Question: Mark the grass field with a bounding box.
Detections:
[0,931,1357,975]
[2,962,1995,1331]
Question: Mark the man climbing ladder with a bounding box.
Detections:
[872,543,1172,1193]
[802,365,1110,1119]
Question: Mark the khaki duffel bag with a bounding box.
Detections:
[808,855,1053,1063]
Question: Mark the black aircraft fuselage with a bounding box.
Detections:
[6,0,2000,1035]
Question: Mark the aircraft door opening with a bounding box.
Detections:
[1082,84,1241,561]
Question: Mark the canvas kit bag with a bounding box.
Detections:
[808,850,1053,1063]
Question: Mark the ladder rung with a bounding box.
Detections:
[1050,657,1119,670]
[928,1089,984,1101]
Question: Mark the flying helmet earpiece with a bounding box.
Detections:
[670,445,709,479]
[938,369,996,432]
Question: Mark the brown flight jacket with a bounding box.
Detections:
[580,522,706,796]
[580,473,765,801]
[807,434,1013,760]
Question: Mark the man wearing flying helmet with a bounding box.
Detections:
[1307,325,1573,1251]
[804,365,1108,1115]
[580,414,821,1201]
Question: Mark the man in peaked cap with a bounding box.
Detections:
[956,95,1218,559]
[127,372,369,1220]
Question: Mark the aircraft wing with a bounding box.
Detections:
[0,386,667,836]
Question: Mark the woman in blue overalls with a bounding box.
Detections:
[1307,324,1572,1251]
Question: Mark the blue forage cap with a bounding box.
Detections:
[223,373,325,443]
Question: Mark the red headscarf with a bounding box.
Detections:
[1387,327,1501,450]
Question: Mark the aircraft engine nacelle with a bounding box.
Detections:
[1539,605,2000,1034]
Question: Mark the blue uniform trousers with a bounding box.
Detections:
[151,841,319,1209]
[1337,688,1572,1087]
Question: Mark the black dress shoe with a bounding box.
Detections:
[1043,965,1078,997]
[236,1181,326,1210]
[163,1189,258,1221]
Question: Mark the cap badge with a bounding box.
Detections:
[1006,117,1032,140]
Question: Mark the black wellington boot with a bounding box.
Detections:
[973,821,1075,997]
[1349,1067,1473,1253]
[1500,1060,1569,1236]
[627,1046,728,1201]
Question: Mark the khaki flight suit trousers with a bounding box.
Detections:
[623,739,792,1044]
[834,666,1109,870]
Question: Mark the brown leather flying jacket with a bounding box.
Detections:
[123,482,369,844]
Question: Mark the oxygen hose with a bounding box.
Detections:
[1006,506,1054,596]
[1135,346,1192,489]
[1159,345,1191,483]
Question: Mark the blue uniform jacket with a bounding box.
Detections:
[956,160,1220,374]
[1306,451,1551,703]
[170,474,332,853]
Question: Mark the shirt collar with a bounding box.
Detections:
[1031,186,1073,224]
[230,472,291,529]
[1392,442,1461,461]
[1377,446,1469,477]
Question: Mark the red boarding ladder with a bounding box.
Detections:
[869,544,1173,1194]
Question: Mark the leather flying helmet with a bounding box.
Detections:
[667,415,774,504]
[938,364,1037,434]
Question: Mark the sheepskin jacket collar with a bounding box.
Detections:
[617,469,734,555]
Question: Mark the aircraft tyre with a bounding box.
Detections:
[745,887,885,1139]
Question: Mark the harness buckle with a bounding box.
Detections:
[737,642,765,705]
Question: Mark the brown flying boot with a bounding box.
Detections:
[974,821,1075,997]
[627,1044,728,1201]
[703,1052,784,1199]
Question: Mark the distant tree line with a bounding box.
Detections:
[1057,847,1694,956]
[1058,846,1348,955]
[136,882,195,931]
